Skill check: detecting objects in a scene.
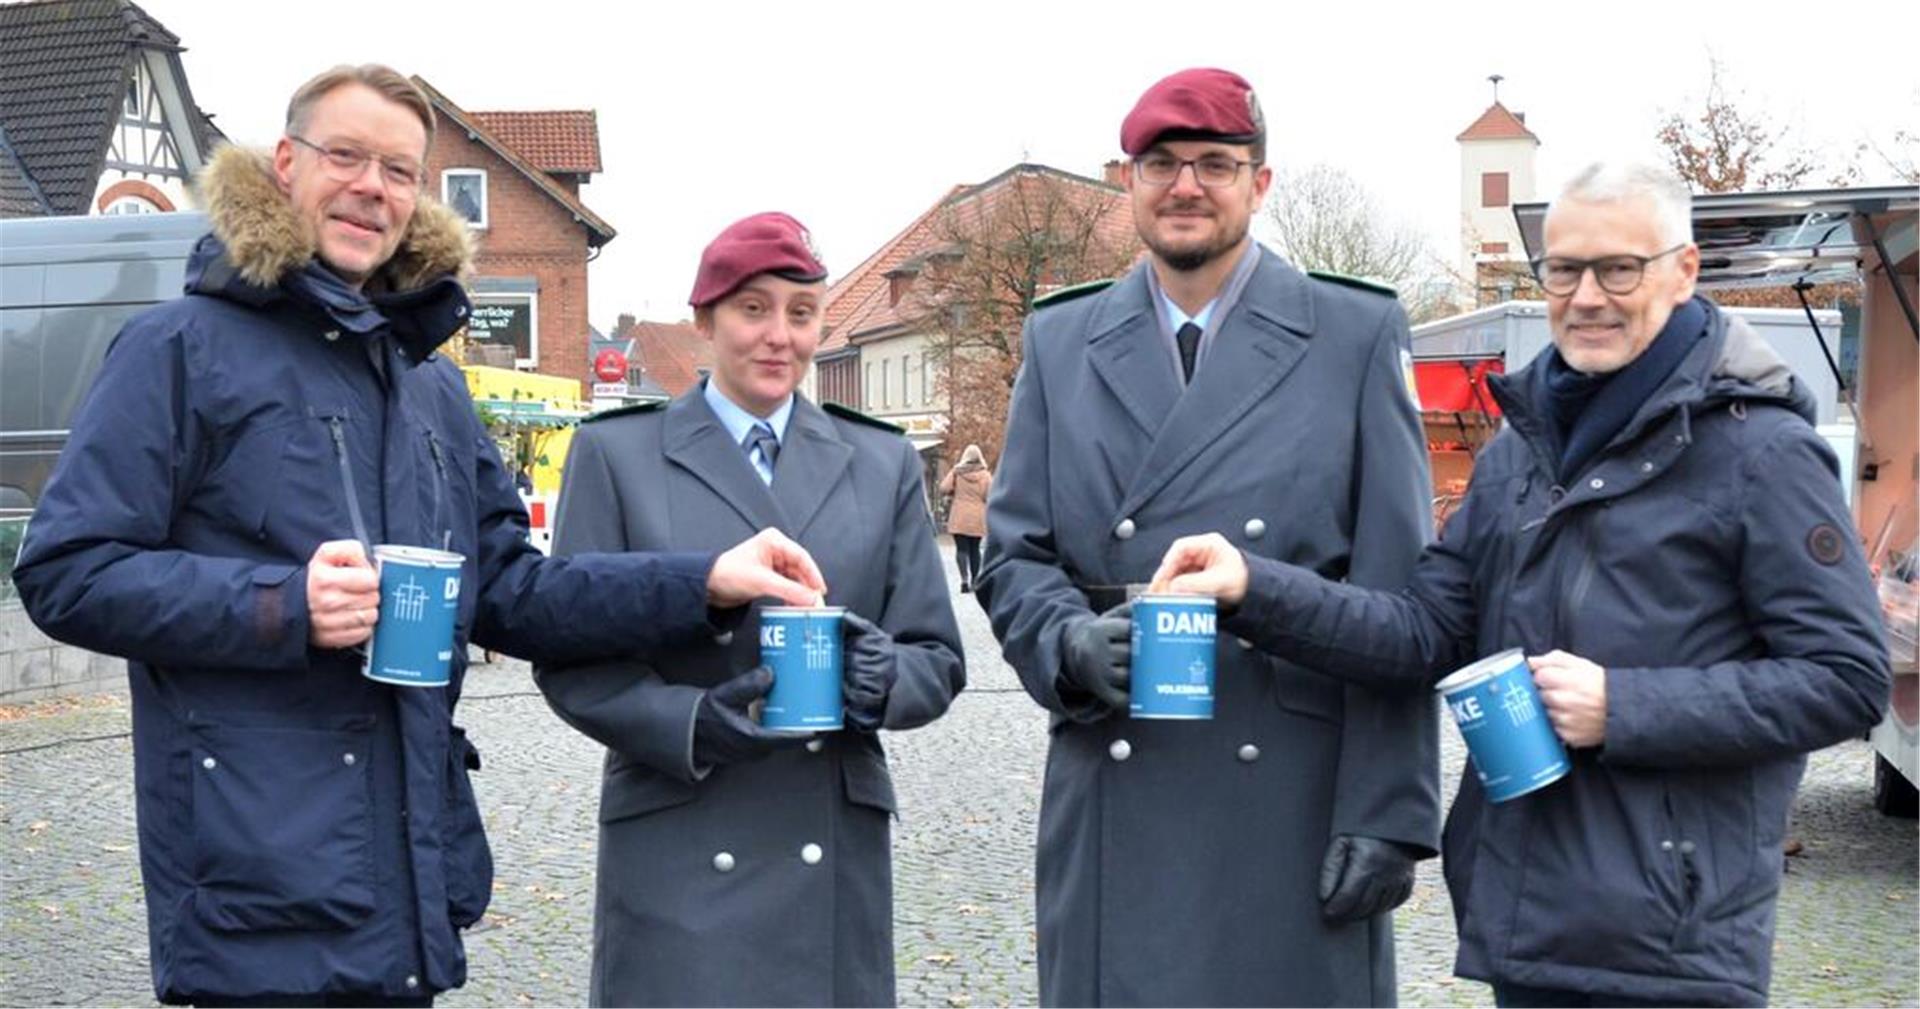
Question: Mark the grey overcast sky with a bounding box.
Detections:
[139,0,1918,329]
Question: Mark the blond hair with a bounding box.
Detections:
[285,64,435,153]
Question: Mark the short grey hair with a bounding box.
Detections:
[1550,162,1694,247]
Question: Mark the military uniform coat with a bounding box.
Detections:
[535,387,965,1007]
[977,249,1441,1007]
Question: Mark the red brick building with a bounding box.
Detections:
[413,77,616,397]
[611,313,711,398]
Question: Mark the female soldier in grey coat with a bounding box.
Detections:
[535,212,965,1007]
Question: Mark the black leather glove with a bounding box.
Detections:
[1059,602,1132,713]
[1318,834,1420,922]
[841,611,898,733]
[693,667,804,770]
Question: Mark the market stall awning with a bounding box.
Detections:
[472,398,585,429]
[1515,186,1918,296]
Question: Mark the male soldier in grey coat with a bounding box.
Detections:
[976,67,1439,1007]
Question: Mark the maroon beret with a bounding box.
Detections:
[1119,67,1263,157]
[689,211,828,308]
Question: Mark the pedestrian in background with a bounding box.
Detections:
[939,443,993,593]
[535,212,965,1007]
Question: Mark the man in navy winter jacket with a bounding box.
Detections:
[1151,163,1889,1007]
[13,65,824,1006]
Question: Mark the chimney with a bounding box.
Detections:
[1515,112,1526,124]
[615,313,636,338]
[1102,159,1130,187]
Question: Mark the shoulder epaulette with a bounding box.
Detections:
[822,401,905,435]
[581,399,668,424]
[1032,278,1116,310]
[1306,269,1397,298]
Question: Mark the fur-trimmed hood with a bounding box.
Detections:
[197,144,473,292]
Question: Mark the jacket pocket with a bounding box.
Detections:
[1268,655,1344,725]
[841,747,898,814]
[598,760,698,823]
[189,722,376,932]
[1505,768,1694,972]
[444,725,493,929]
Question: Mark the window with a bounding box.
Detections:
[443,169,488,228]
[922,354,933,402]
[1481,172,1510,208]
[104,196,159,215]
[901,356,912,406]
[1480,241,1509,254]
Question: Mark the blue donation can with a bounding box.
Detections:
[362,545,464,688]
[760,606,845,732]
[1435,648,1569,802]
[1130,594,1217,720]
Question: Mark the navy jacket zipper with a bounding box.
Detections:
[327,416,373,551]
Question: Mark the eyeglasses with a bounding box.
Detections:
[1530,244,1687,297]
[288,135,424,193]
[1133,153,1255,188]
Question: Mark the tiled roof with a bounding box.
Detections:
[628,320,711,397]
[470,110,601,174]
[413,76,616,246]
[0,0,216,217]
[0,123,53,215]
[820,164,1133,349]
[1456,101,1539,143]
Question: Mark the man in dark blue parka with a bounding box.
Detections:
[1151,163,1890,1007]
[12,65,825,1007]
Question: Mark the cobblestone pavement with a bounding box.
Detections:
[3,545,1916,1007]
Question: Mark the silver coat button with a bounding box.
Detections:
[1114,518,1136,540]
[805,738,824,753]
[801,843,823,865]
[1109,739,1132,762]
[1237,637,1253,650]
[1640,461,1654,473]
[1660,839,1674,851]
[1244,518,1267,539]
[1238,744,1260,763]
[1589,477,1606,490]
[714,630,734,647]
[712,851,736,872]
[1679,840,1696,854]
[201,757,217,770]
[323,330,340,342]
[342,753,356,766]
[405,975,419,989]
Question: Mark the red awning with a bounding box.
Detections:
[1415,359,1503,417]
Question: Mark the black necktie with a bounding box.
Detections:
[1176,322,1202,383]
[744,424,779,475]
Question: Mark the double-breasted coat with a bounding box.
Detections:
[977,249,1441,1007]
[535,386,965,1007]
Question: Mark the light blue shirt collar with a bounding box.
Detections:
[1156,287,1217,333]
[702,378,794,444]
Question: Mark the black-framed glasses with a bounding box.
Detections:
[1529,243,1686,296]
[1133,153,1255,188]
[288,135,424,193]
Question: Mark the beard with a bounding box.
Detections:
[1140,206,1249,273]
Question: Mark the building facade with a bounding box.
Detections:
[415,78,615,397]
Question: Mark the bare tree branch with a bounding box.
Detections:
[900,168,1138,461]
[1263,163,1459,323]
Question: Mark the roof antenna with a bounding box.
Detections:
[1488,74,1504,104]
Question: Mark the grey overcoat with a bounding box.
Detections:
[536,386,965,1007]
[977,249,1441,1007]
